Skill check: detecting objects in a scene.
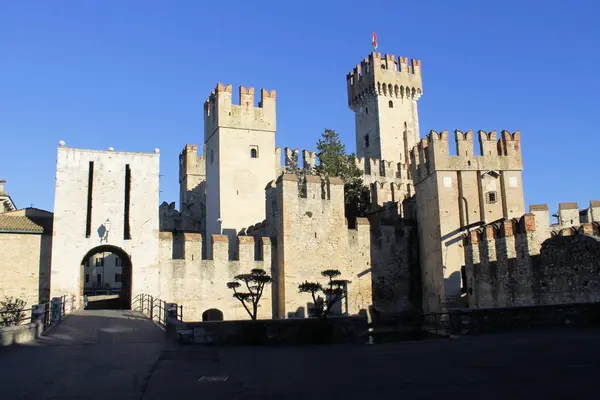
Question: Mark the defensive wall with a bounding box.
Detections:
[151,232,273,322]
[463,201,600,308]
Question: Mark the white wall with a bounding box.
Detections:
[50,146,160,306]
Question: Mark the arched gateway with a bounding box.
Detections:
[49,144,161,308]
[80,245,133,309]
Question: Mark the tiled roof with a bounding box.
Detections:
[0,208,53,233]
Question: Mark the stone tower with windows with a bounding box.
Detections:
[347,52,423,166]
[409,129,525,313]
[203,83,278,258]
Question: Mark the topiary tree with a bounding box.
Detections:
[227,268,272,320]
[298,269,351,319]
[0,296,27,328]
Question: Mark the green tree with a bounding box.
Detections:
[315,129,370,222]
[298,269,350,319]
[226,268,272,320]
[0,296,27,328]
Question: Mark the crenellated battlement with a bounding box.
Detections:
[409,129,523,182]
[527,200,600,229]
[179,143,206,182]
[462,211,600,308]
[282,147,319,171]
[275,173,345,202]
[204,82,276,140]
[355,156,411,181]
[347,52,423,110]
[159,231,272,263]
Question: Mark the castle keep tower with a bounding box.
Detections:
[410,130,525,313]
[347,52,423,165]
[203,83,277,257]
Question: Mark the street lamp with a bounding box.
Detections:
[103,218,111,243]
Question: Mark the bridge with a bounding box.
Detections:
[1,297,600,399]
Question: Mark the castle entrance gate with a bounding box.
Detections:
[49,144,161,308]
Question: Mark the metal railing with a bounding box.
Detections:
[132,293,183,327]
[0,294,77,330]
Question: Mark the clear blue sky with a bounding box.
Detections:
[1,0,598,219]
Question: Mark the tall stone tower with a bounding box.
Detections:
[347,52,423,165]
[410,130,525,313]
[203,83,277,257]
[178,144,206,232]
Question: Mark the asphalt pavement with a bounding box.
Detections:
[2,310,600,399]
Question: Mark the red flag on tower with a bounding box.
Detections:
[372,32,378,50]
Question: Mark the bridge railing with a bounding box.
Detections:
[132,293,183,328]
[0,294,77,346]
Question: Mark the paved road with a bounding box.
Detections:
[2,313,600,399]
[144,328,600,399]
[0,310,166,400]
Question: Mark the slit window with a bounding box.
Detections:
[364,135,370,148]
[85,161,94,238]
[124,164,131,240]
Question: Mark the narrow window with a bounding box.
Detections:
[85,274,90,283]
[486,191,498,204]
[85,161,94,237]
[124,164,131,240]
[364,135,370,148]
[115,257,121,267]
[115,274,122,283]
[365,107,368,114]
[96,274,102,286]
[389,100,394,108]
[250,148,258,158]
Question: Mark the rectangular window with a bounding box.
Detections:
[115,274,122,283]
[95,257,104,267]
[85,161,94,237]
[85,274,89,283]
[124,164,131,240]
[96,274,102,286]
[115,257,121,267]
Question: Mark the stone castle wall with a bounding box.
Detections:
[463,203,600,308]
[150,233,273,322]
[269,174,372,319]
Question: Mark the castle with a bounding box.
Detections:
[1,50,599,322]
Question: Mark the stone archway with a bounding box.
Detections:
[202,308,224,321]
[80,245,133,310]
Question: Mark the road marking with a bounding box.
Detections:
[198,376,229,382]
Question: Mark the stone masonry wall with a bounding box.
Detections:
[270,174,372,319]
[0,233,51,308]
[151,232,273,322]
[369,221,421,316]
[464,213,600,308]
[50,145,160,306]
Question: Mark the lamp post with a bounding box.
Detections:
[104,218,111,243]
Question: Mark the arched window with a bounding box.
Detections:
[250,148,258,158]
[389,100,393,108]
